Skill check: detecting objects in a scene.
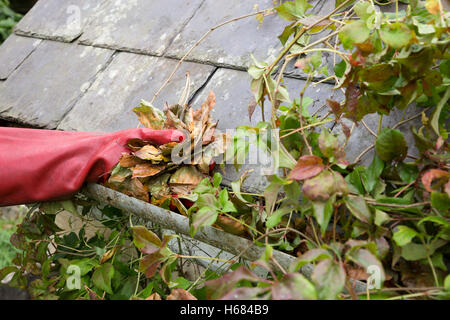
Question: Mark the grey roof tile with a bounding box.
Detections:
[191,68,342,131]
[79,0,204,55]
[0,41,114,128]
[58,52,215,132]
[165,0,286,69]
[14,0,105,42]
[0,34,41,80]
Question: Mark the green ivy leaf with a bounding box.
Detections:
[345,248,385,284]
[379,22,413,49]
[289,248,333,272]
[393,226,419,246]
[272,273,317,300]
[312,195,335,236]
[92,263,115,295]
[345,196,372,224]
[132,226,162,254]
[275,0,312,21]
[339,20,371,50]
[266,206,294,229]
[190,207,219,236]
[362,154,384,194]
[312,259,346,300]
[375,128,408,162]
[334,60,347,78]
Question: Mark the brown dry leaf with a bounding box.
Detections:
[341,122,351,140]
[127,138,149,151]
[114,178,149,202]
[100,247,118,264]
[146,293,162,300]
[202,122,217,145]
[326,99,343,117]
[169,166,206,186]
[421,169,449,193]
[346,265,369,281]
[166,288,197,300]
[133,103,166,129]
[132,163,166,178]
[170,184,195,196]
[215,215,246,236]
[108,166,132,184]
[120,154,145,168]
[147,173,171,199]
[134,145,164,161]
[248,98,257,122]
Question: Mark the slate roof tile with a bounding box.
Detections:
[0,34,41,80]
[79,0,204,55]
[58,52,215,132]
[0,41,114,128]
[14,0,105,42]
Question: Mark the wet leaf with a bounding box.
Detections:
[119,154,145,168]
[216,215,246,236]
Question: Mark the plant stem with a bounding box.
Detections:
[176,254,236,264]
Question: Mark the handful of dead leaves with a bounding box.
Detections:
[106,90,230,211]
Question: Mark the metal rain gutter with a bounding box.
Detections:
[83,183,367,293]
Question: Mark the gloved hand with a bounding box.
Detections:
[0,127,184,206]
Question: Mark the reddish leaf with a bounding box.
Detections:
[167,288,197,300]
[248,98,257,122]
[139,251,165,278]
[205,266,266,300]
[421,169,449,193]
[220,287,268,300]
[146,293,162,300]
[289,155,325,181]
[326,99,342,117]
[344,83,361,122]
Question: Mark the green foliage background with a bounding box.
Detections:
[0,0,22,43]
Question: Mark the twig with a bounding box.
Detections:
[361,119,377,137]
[150,8,273,105]
[354,145,374,163]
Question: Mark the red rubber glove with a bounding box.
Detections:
[0,127,184,206]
